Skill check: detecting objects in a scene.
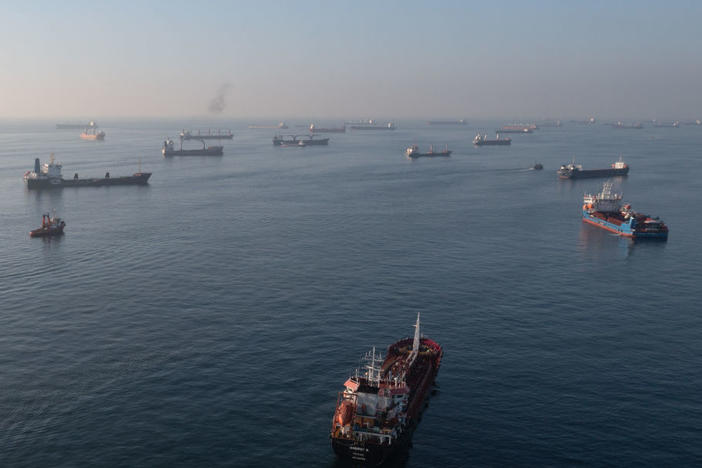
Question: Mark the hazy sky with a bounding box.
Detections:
[1,0,701,119]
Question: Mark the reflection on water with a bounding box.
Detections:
[578,222,667,259]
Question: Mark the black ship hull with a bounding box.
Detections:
[350,126,395,130]
[408,151,452,158]
[474,140,511,146]
[331,427,412,467]
[26,173,151,190]
[559,167,629,179]
[162,148,223,157]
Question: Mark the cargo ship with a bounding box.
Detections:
[405,144,451,158]
[162,138,223,157]
[473,133,511,146]
[309,124,346,133]
[651,120,680,128]
[349,120,396,130]
[330,314,443,466]
[427,119,467,125]
[29,213,66,238]
[558,157,629,179]
[248,122,288,129]
[582,182,668,239]
[498,125,533,133]
[80,123,105,141]
[180,129,233,140]
[24,156,151,190]
[272,134,329,146]
[610,121,643,129]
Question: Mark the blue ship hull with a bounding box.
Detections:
[582,210,668,240]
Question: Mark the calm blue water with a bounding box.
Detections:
[1,119,701,467]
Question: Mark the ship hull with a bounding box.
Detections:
[350,126,395,130]
[26,173,151,190]
[560,167,629,179]
[80,134,105,141]
[583,211,668,239]
[408,151,452,158]
[162,148,223,157]
[29,227,65,238]
[474,140,511,146]
[310,128,345,133]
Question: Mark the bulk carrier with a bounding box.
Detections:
[405,144,451,158]
[473,133,511,146]
[162,138,223,157]
[558,157,629,179]
[24,156,151,190]
[582,182,668,239]
[330,314,443,466]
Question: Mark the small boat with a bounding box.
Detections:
[80,122,105,140]
[532,162,543,170]
[30,213,66,238]
[405,144,451,158]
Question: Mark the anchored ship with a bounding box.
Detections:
[582,182,668,239]
[272,134,329,146]
[405,144,451,158]
[651,120,680,128]
[427,119,467,125]
[330,314,443,466]
[30,213,66,238]
[248,122,288,129]
[498,125,534,133]
[24,156,151,190]
[80,122,105,140]
[558,157,629,179]
[610,121,643,129]
[162,138,223,157]
[349,120,396,130]
[309,124,346,133]
[473,133,511,146]
[180,129,233,140]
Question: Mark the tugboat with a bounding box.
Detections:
[473,133,512,146]
[582,182,668,239]
[24,156,151,189]
[29,213,66,238]
[272,134,329,146]
[330,314,443,466]
[180,129,233,140]
[558,157,629,179]
[80,122,105,140]
[162,138,223,157]
[405,144,452,158]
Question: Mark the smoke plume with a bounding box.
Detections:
[209,83,232,114]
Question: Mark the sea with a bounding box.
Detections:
[1,119,701,467]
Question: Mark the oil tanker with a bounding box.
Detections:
[330,314,443,466]
[24,157,151,190]
[558,158,629,179]
[582,183,668,239]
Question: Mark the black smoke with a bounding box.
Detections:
[209,83,232,114]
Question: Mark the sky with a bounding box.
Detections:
[1,0,701,119]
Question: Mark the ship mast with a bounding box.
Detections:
[409,313,421,365]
